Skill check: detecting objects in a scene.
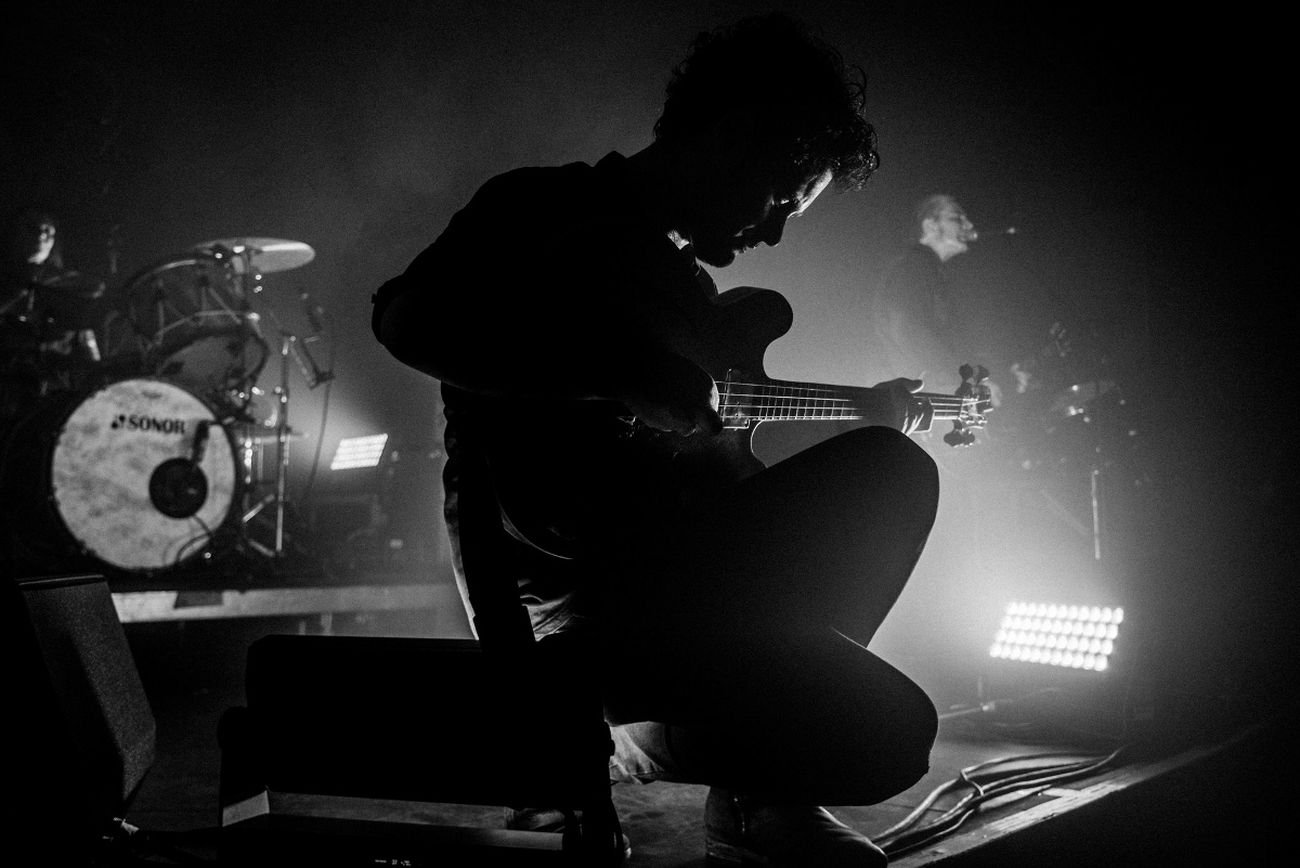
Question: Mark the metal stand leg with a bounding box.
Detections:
[1090,464,1102,562]
[238,333,295,561]
[273,335,292,556]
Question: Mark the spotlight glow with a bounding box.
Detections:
[330,434,389,470]
[989,600,1124,672]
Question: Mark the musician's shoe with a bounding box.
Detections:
[704,788,887,866]
[505,802,632,863]
[610,721,675,784]
[504,806,569,833]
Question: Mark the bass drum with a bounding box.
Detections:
[1,378,240,573]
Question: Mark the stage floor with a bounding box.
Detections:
[109,585,1289,866]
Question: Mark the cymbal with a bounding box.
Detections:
[31,270,107,298]
[191,237,315,274]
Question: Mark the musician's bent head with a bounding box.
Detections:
[650,13,879,268]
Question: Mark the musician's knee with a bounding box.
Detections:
[835,424,914,456]
[835,427,938,498]
[876,680,939,795]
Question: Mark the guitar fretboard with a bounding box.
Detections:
[720,379,971,423]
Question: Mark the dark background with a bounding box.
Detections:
[4,1,1294,710]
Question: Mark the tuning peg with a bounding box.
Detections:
[944,427,975,447]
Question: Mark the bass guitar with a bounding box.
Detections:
[491,286,992,559]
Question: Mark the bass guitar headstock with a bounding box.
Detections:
[943,363,993,447]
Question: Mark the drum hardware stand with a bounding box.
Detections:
[1089,460,1103,563]
[237,309,333,564]
[1064,376,1113,565]
[1061,378,1120,566]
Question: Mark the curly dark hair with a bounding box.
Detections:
[654,12,879,190]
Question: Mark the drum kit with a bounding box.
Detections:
[992,320,1137,565]
[1,237,331,579]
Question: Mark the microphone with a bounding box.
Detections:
[190,420,211,465]
[965,226,1017,244]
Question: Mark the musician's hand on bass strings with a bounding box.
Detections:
[872,377,933,435]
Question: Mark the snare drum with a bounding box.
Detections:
[0,377,240,572]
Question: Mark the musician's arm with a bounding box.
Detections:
[377,283,717,435]
[374,271,636,399]
[373,186,719,435]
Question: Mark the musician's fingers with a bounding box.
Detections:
[870,375,925,393]
[912,397,935,433]
[900,400,919,434]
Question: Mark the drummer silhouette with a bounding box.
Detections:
[1,208,107,411]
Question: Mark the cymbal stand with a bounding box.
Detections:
[238,306,332,562]
[225,246,279,559]
[240,332,291,558]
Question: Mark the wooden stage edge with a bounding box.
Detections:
[111,578,468,634]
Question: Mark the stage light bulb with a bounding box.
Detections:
[990,600,1125,673]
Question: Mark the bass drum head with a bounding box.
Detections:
[50,378,237,571]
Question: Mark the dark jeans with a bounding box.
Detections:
[597,426,940,806]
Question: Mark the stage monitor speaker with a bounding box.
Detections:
[6,573,157,862]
